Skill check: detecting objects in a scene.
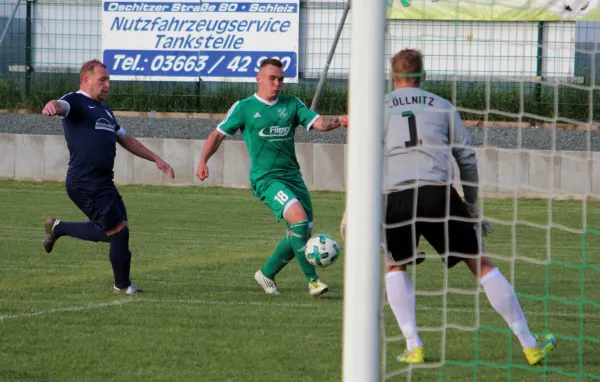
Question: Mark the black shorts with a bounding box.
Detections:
[384,185,481,268]
[66,183,128,232]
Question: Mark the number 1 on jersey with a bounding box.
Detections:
[402,111,421,148]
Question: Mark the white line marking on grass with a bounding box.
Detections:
[0,299,135,321]
[136,298,600,319]
[137,297,320,309]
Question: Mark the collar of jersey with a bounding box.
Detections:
[76,90,95,100]
[253,93,278,106]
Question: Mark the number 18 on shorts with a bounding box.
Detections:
[274,190,289,205]
[258,181,313,224]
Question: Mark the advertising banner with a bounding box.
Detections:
[387,0,600,21]
[102,1,299,82]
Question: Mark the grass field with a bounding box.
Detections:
[1,180,599,381]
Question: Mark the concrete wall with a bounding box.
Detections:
[0,133,598,199]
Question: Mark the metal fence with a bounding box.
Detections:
[1,0,598,122]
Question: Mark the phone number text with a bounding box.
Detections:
[103,50,296,78]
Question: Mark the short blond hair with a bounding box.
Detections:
[79,59,107,83]
[391,49,424,85]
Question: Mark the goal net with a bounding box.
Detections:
[342,0,600,381]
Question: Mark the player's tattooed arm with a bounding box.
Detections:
[311,115,347,131]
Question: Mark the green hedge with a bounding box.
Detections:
[1,74,597,124]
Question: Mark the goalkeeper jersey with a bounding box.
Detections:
[383,87,478,200]
[217,93,319,188]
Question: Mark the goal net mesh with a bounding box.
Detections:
[376,1,600,381]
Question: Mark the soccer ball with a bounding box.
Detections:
[305,234,340,268]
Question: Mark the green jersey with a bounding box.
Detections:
[217,93,319,188]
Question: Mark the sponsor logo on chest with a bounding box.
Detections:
[258,125,291,138]
[95,117,116,133]
[93,108,117,133]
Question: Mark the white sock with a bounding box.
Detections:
[480,268,537,349]
[386,271,423,352]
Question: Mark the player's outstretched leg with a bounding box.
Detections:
[466,256,556,365]
[386,265,425,364]
[255,235,295,295]
[44,217,109,253]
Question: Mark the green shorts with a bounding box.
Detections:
[254,179,313,229]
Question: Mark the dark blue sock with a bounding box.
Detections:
[109,226,132,289]
[54,221,109,243]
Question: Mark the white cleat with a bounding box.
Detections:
[254,270,280,295]
[308,279,329,297]
[113,284,145,294]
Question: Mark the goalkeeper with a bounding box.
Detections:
[197,58,348,297]
[342,49,555,365]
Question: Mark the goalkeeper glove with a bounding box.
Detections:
[465,201,494,236]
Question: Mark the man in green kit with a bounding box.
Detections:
[196,58,348,297]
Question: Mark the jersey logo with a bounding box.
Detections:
[95,118,116,133]
[88,105,96,109]
[254,112,261,118]
[258,125,291,138]
[277,108,289,119]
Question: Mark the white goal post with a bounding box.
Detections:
[342,0,387,381]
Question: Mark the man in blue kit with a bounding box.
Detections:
[41,59,175,294]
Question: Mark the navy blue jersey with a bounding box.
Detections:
[58,91,126,187]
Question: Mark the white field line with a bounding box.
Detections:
[135,298,600,319]
[3,297,598,322]
[0,299,135,321]
[137,297,320,309]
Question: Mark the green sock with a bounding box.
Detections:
[261,235,295,280]
[289,220,318,283]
